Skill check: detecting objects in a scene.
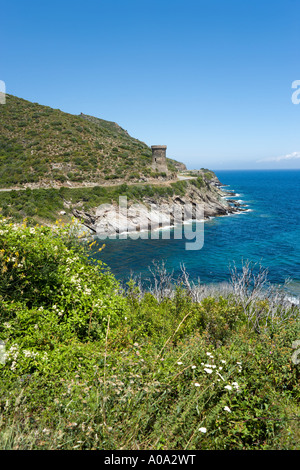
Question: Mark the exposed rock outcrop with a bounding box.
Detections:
[72,174,247,237]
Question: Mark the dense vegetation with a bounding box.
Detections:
[0,217,299,450]
[0,95,179,188]
[0,178,207,224]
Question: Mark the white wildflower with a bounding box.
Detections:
[23,350,38,358]
[199,427,207,433]
[224,406,231,413]
[224,385,232,390]
[204,368,213,374]
[8,345,19,361]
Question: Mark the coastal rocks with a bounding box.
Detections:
[72,209,97,233]
[93,201,201,237]
[72,178,247,237]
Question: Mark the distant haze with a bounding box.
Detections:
[173,152,300,171]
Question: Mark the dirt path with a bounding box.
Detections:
[0,175,197,192]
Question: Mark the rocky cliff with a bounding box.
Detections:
[72,171,247,236]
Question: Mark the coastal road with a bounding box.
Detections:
[0,174,198,192]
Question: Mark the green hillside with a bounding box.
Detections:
[0,94,178,188]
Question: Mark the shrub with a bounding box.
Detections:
[0,218,129,357]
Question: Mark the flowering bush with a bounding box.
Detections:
[0,217,129,374]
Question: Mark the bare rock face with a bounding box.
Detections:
[173,161,187,172]
[94,203,176,236]
[72,209,97,233]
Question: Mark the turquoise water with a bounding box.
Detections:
[91,170,300,297]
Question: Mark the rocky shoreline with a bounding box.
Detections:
[72,173,249,237]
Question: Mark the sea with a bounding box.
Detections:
[90,170,300,300]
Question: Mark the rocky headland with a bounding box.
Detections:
[72,171,248,236]
[0,95,248,232]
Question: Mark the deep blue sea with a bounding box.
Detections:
[91,170,300,299]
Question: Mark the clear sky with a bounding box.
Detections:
[1,0,300,169]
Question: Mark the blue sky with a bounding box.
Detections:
[1,0,300,169]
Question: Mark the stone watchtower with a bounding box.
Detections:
[151,145,168,173]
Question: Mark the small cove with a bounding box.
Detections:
[90,170,300,299]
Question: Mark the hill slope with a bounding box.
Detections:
[0,94,245,228]
[0,95,181,188]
